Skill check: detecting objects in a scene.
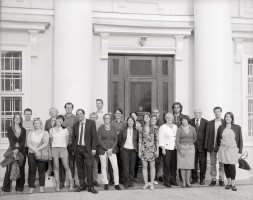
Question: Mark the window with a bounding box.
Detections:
[248,58,253,137]
[1,51,24,138]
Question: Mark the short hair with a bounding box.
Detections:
[126,116,136,129]
[24,108,32,114]
[224,112,234,124]
[165,113,174,121]
[64,102,74,109]
[32,117,43,130]
[56,115,64,121]
[96,99,103,104]
[151,114,158,120]
[193,107,202,113]
[89,112,98,119]
[172,102,183,113]
[213,106,222,112]
[114,108,123,114]
[76,109,85,115]
[152,108,159,113]
[13,113,23,127]
[103,113,112,122]
[180,115,191,124]
[49,107,59,115]
[130,112,138,117]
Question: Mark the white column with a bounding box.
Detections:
[53,0,93,113]
[194,0,233,118]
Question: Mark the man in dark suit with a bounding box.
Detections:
[72,109,98,194]
[190,107,207,185]
[205,107,225,187]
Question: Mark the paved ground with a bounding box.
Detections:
[1,179,253,200]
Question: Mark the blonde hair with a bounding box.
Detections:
[33,117,44,130]
[49,107,59,116]
[165,112,174,122]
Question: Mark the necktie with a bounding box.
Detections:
[196,119,199,131]
[79,123,84,145]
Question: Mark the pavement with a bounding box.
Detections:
[1,179,253,200]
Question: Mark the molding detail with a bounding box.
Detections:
[233,38,244,63]
[239,0,253,18]
[174,35,185,61]
[99,33,110,60]
[28,30,39,57]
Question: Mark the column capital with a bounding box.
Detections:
[233,38,244,63]
[99,33,110,60]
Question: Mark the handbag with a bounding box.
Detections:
[35,133,52,162]
[238,152,251,171]
[10,161,20,181]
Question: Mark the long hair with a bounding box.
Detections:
[125,116,136,129]
[12,113,23,127]
[224,112,234,124]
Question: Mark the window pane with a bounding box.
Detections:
[112,59,119,75]
[130,82,151,114]
[130,60,152,76]
[162,60,168,76]
[163,83,168,113]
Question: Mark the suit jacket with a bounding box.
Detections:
[215,124,243,154]
[118,128,139,152]
[189,118,207,152]
[72,119,97,154]
[205,119,225,152]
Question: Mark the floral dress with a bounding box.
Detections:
[139,126,158,161]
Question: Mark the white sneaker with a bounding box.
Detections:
[28,188,33,194]
[154,181,158,185]
[148,182,151,186]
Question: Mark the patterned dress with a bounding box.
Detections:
[139,126,158,161]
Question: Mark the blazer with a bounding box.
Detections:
[72,119,97,155]
[118,128,139,152]
[215,124,243,154]
[189,118,207,152]
[7,126,26,155]
[97,125,118,155]
[205,119,225,152]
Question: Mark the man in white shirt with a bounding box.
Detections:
[95,99,104,129]
[205,107,225,186]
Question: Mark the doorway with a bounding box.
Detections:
[108,55,174,120]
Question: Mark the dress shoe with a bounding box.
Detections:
[74,186,86,192]
[158,176,164,182]
[109,180,114,186]
[200,179,205,185]
[115,185,121,190]
[171,182,179,186]
[119,179,124,184]
[124,184,129,189]
[88,187,98,194]
[129,182,134,188]
[73,183,79,188]
[164,183,172,188]
[209,180,216,186]
[104,184,109,190]
[93,181,100,187]
[190,180,198,184]
[186,183,192,188]
[219,180,225,186]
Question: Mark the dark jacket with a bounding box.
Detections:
[72,119,97,154]
[7,126,26,156]
[205,119,225,152]
[97,125,118,155]
[215,124,243,154]
[189,118,207,152]
[118,128,139,152]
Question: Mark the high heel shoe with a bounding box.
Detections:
[142,184,149,189]
[186,183,192,188]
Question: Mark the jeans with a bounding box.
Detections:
[210,150,224,181]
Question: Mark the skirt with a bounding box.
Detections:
[177,144,195,169]
[51,147,68,158]
[218,145,238,164]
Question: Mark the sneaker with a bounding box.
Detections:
[209,180,216,186]
[225,185,232,189]
[154,181,158,185]
[150,184,154,190]
[115,185,121,190]
[232,186,237,191]
[143,184,149,190]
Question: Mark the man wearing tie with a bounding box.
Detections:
[190,107,207,185]
[72,109,98,194]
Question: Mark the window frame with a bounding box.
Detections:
[0,43,30,146]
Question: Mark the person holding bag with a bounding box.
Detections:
[49,115,74,192]
[0,113,26,196]
[27,118,49,194]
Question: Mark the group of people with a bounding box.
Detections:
[0,100,243,195]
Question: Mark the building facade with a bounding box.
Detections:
[0,0,253,181]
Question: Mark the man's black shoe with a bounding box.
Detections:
[190,180,198,184]
[164,183,172,188]
[104,184,109,190]
[93,181,100,187]
[200,179,205,185]
[60,182,65,189]
[74,186,86,192]
[219,181,225,186]
[171,182,179,186]
[129,182,134,187]
[88,187,98,194]
[115,185,121,190]
[209,180,216,186]
[158,176,164,182]
[73,183,79,188]
[124,184,129,189]
[109,180,114,186]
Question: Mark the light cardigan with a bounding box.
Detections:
[27,130,49,153]
[158,124,177,150]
